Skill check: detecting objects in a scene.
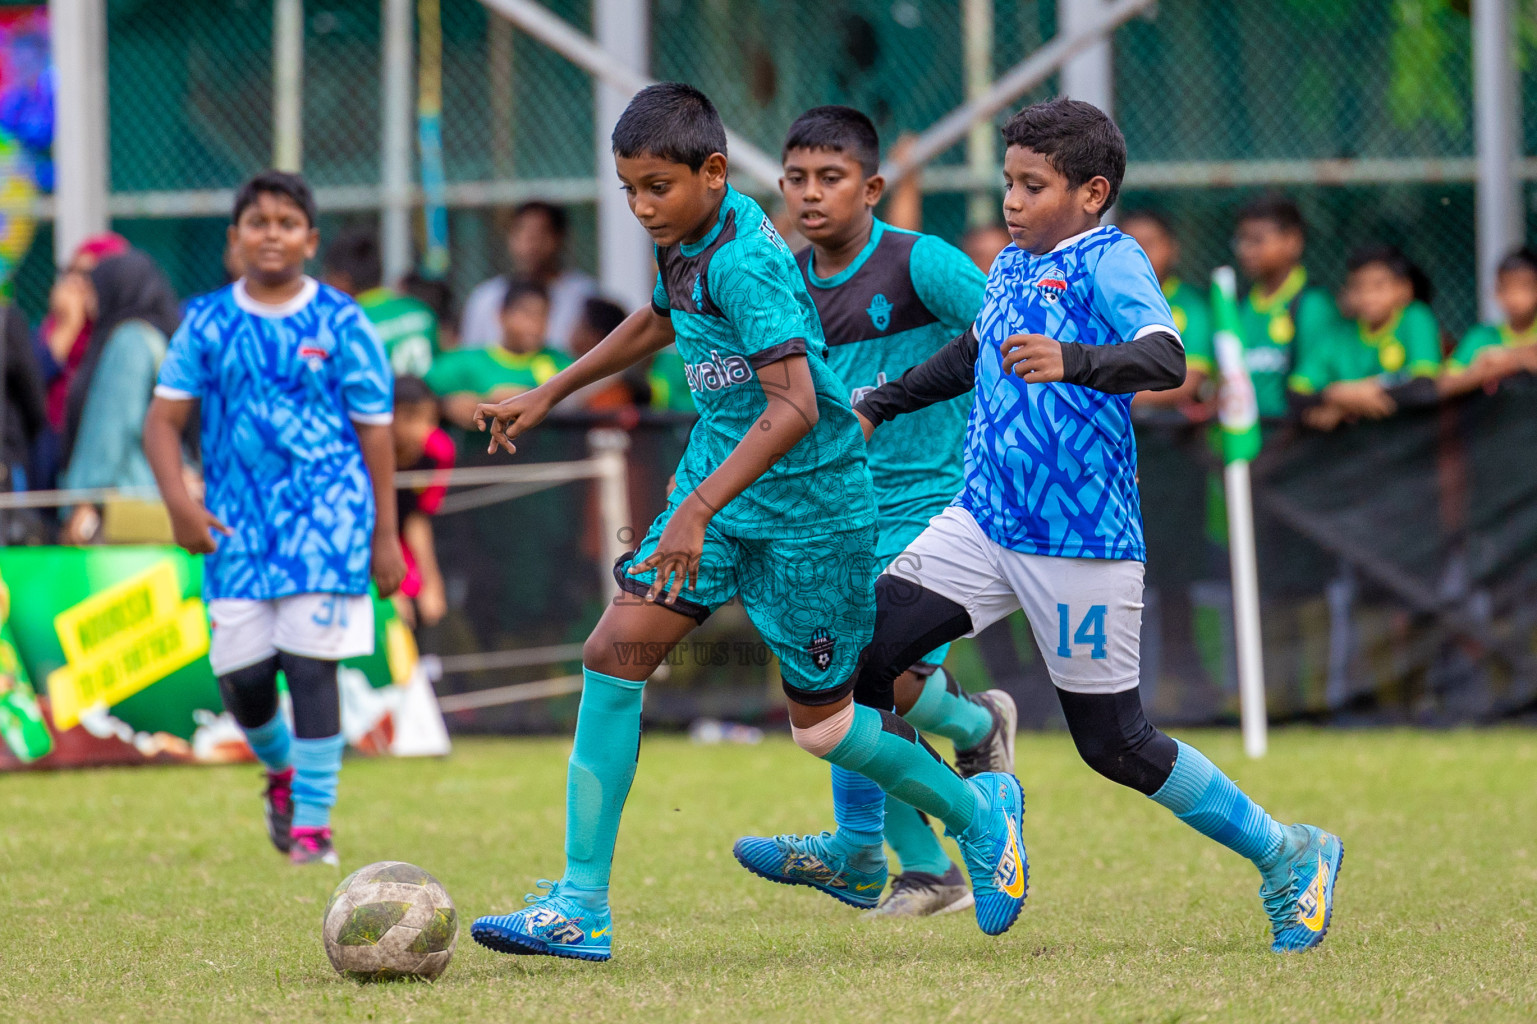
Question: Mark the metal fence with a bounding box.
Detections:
[24,0,1535,343]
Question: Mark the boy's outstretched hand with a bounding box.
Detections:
[168,504,232,556]
[1000,333,1065,383]
[473,388,554,455]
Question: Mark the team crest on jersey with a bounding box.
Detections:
[684,349,753,392]
[691,273,704,308]
[1034,277,1068,303]
[807,630,836,672]
[866,293,893,331]
[299,343,329,368]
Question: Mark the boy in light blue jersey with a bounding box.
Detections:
[466,84,1028,963]
[848,99,1344,954]
[734,106,1015,919]
[144,171,405,868]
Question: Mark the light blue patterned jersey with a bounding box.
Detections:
[652,186,875,539]
[798,220,984,544]
[961,226,1178,562]
[156,278,393,600]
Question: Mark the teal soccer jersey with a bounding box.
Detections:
[797,219,984,563]
[650,186,875,539]
[622,186,878,699]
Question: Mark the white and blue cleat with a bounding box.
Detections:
[1262,824,1344,953]
[947,770,1028,936]
[471,880,613,962]
[732,831,888,909]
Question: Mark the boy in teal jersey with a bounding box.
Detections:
[752,105,1014,919]
[1442,247,1537,397]
[1289,244,1441,430]
[1119,209,1214,414]
[1234,195,1340,423]
[467,83,1027,962]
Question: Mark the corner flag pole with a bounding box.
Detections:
[1211,267,1268,758]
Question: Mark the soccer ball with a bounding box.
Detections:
[321,861,458,981]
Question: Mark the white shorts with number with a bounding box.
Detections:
[884,506,1145,694]
[208,594,375,676]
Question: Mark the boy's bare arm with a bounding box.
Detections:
[475,307,675,454]
[356,422,406,598]
[629,354,819,605]
[143,396,230,554]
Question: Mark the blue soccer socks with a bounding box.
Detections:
[830,764,885,849]
[562,668,645,892]
[1150,740,1285,866]
[291,734,344,829]
[243,712,292,772]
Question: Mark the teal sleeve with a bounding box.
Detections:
[709,242,819,361]
[60,326,157,490]
[1293,288,1341,368]
[1400,302,1443,376]
[652,270,669,313]
[909,234,987,334]
[1180,293,1215,372]
[1288,321,1337,394]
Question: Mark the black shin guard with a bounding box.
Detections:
[1056,686,1179,796]
[217,655,281,729]
[854,576,973,711]
[279,652,341,740]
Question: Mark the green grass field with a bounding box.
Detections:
[3,729,1535,1023]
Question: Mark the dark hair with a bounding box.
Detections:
[1496,246,1537,278]
[394,374,437,408]
[322,228,382,292]
[1118,208,1175,239]
[612,82,727,171]
[1236,193,1305,237]
[783,105,880,177]
[1001,97,1126,212]
[501,277,549,312]
[510,200,569,239]
[1346,243,1434,305]
[232,170,317,227]
[399,270,455,322]
[580,296,628,339]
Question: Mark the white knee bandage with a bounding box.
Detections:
[790,702,856,758]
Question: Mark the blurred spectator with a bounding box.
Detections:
[1289,244,1440,431]
[1441,247,1537,398]
[58,250,181,543]
[322,229,439,377]
[1121,209,1214,416]
[648,342,696,414]
[426,279,571,428]
[0,299,44,493]
[1233,195,1339,424]
[460,201,594,353]
[961,223,1014,275]
[566,297,649,414]
[392,375,452,629]
[401,270,458,350]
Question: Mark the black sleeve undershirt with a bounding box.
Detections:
[854,327,979,426]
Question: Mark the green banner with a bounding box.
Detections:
[1211,267,1263,465]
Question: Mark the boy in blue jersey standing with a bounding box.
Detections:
[467,83,1027,962]
[849,99,1343,953]
[144,171,404,867]
[732,106,1014,919]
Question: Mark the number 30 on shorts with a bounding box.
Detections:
[1055,603,1108,659]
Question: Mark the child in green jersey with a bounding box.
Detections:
[1442,247,1537,397]
[1289,244,1441,431]
[322,228,440,378]
[425,280,570,427]
[1121,208,1214,416]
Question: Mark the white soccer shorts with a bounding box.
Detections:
[884,505,1145,694]
[208,593,375,676]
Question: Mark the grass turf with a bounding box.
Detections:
[2,729,1534,1023]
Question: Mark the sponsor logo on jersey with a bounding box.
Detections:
[866,293,893,331]
[759,215,789,253]
[1034,277,1068,304]
[1244,347,1291,374]
[807,630,836,671]
[683,349,753,393]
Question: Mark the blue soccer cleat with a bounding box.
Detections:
[732,832,888,909]
[471,880,613,962]
[947,771,1028,936]
[1262,825,1344,953]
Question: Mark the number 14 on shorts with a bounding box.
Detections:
[1056,603,1108,659]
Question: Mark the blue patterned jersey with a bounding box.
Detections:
[652,186,875,539]
[961,226,1179,562]
[798,220,984,533]
[156,278,394,600]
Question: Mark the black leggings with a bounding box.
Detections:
[855,579,1178,795]
[217,652,341,740]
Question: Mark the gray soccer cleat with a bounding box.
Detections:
[953,689,1017,778]
[863,865,974,919]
